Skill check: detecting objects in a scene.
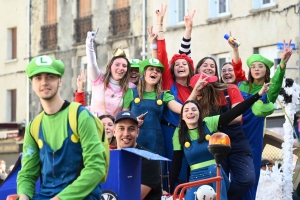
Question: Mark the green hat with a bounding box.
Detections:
[251,100,275,117]
[246,54,274,68]
[26,55,65,79]
[139,58,164,75]
[129,59,141,68]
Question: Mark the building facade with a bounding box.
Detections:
[1,0,299,138]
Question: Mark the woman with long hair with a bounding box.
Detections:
[75,30,134,118]
[170,80,271,200]
[123,58,184,156]
[236,40,293,199]
[99,115,117,149]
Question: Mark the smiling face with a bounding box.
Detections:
[182,102,200,129]
[144,66,162,85]
[197,58,217,77]
[221,63,236,84]
[31,73,61,101]
[129,68,140,85]
[250,62,267,84]
[114,119,139,149]
[173,59,190,79]
[110,58,128,81]
[101,117,115,140]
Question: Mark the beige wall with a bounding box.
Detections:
[148,0,299,82]
[0,0,29,123]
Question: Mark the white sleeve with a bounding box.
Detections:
[86,31,101,81]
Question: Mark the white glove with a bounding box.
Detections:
[86,28,99,49]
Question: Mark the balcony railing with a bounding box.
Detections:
[41,23,57,50]
[110,7,130,36]
[74,15,92,44]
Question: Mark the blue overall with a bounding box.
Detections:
[131,88,165,156]
[220,91,255,200]
[238,83,269,200]
[184,125,229,200]
[33,117,102,199]
[161,83,189,184]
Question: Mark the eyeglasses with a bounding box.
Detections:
[221,68,234,74]
[250,64,265,69]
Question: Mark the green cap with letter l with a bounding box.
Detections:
[26,55,65,79]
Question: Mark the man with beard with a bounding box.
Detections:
[17,55,106,200]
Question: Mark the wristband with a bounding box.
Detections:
[150,42,157,50]
[280,60,287,65]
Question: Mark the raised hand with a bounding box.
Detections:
[77,68,87,92]
[156,4,168,25]
[147,26,158,44]
[228,31,238,50]
[184,9,196,30]
[86,27,99,44]
[194,73,209,91]
[281,39,293,63]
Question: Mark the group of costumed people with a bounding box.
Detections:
[74,5,293,200]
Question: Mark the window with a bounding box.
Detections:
[7,28,17,60]
[79,0,91,17]
[41,0,57,50]
[169,0,187,26]
[212,53,230,75]
[74,0,92,44]
[110,0,130,35]
[252,0,276,10]
[209,0,230,19]
[116,0,128,9]
[6,89,16,122]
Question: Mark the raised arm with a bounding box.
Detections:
[229,32,246,82]
[268,39,293,103]
[86,30,101,81]
[218,83,271,128]
[147,26,158,59]
[75,68,87,106]
[155,4,174,90]
[178,9,196,57]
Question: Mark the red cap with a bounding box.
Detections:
[170,54,194,72]
[189,73,218,88]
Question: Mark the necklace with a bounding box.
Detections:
[103,90,124,116]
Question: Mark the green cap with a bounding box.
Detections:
[246,54,274,68]
[129,59,141,68]
[251,100,275,117]
[139,58,164,75]
[26,55,65,79]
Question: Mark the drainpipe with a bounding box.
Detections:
[142,0,146,60]
[26,0,31,124]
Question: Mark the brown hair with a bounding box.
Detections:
[170,61,194,86]
[99,115,117,148]
[246,64,270,94]
[197,82,228,119]
[102,56,131,92]
[137,67,163,99]
[195,57,219,76]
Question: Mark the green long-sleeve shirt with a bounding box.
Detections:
[17,103,106,199]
